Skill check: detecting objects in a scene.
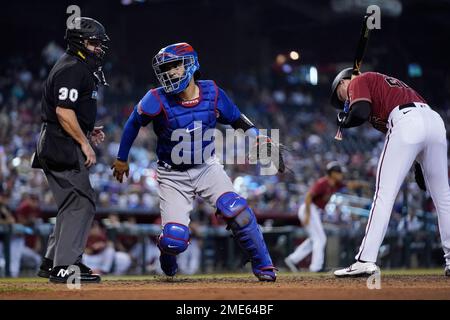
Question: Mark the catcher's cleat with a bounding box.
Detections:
[334,261,379,277]
[254,267,277,282]
[284,257,299,273]
[445,266,450,277]
[49,265,101,284]
[160,253,178,277]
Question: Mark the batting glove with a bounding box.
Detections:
[336,111,348,127]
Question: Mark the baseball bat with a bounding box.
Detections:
[335,13,374,141]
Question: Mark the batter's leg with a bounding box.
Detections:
[420,111,450,268]
[355,126,422,263]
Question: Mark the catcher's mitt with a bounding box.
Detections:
[248,135,288,174]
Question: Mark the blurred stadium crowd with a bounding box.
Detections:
[0,40,449,277]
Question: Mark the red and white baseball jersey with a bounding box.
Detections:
[348,72,427,132]
[310,176,344,210]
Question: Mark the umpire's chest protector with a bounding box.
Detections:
[152,80,218,166]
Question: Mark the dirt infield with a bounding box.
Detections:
[1,271,449,300]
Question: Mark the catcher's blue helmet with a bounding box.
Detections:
[152,42,200,94]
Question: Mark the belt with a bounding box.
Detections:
[398,102,428,110]
[157,160,197,172]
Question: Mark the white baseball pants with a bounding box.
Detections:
[287,203,327,272]
[356,103,450,267]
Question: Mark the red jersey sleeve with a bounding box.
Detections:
[348,74,372,107]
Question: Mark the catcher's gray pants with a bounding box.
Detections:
[157,156,235,226]
[43,147,96,267]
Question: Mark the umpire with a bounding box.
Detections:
[32,17,109,283]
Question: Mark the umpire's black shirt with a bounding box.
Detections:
[41,52,98,134]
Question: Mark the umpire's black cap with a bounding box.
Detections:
[330,67,353,109]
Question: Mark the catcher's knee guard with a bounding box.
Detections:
[216,192,276,281]
[158,223,190,255]
[158,223,189,277]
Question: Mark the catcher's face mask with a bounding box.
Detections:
[152,43,200,94]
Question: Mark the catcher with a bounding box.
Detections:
[111,43,284,281]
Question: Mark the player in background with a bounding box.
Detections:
[111,43,279,281]
[284,162,367,272]
[330,68,450,277]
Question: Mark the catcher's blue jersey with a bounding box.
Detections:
[136,80,241,168]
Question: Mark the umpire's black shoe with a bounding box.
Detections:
[76,261,94,274]
[38,259,93,279]
[49,265,101,284]
[37,258,53,278]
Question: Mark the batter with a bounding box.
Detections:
[330,68,450,277]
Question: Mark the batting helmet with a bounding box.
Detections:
[330,67,353,109]
[152,43,200,94]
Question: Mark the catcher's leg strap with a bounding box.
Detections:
[158,223,190,255]
[216,192,275,274]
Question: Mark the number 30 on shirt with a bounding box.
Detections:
[58,87,78,102]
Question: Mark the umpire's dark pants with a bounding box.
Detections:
[43,147,96,267]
